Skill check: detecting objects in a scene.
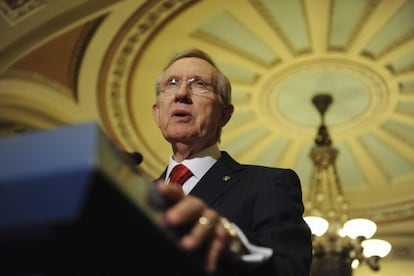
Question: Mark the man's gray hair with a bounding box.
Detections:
[155,48,232,108]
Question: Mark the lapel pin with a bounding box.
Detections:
[222,175,231,181]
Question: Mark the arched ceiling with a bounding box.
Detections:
[1,0,414,262]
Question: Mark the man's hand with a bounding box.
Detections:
[156,181,245,273]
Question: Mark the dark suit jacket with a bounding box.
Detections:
[161,151,312,276]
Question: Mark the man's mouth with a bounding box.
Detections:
[172,110,190,117]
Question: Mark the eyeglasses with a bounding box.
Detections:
[159,77,215,95]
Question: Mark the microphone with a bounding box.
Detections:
[124,151,143,166]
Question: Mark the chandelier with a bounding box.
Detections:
[304,94,392,276]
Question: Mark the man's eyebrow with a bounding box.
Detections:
[163,74,210,81]
[162,75,179,82]
[190,74,201,78]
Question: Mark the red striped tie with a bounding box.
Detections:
[170,164,193,186]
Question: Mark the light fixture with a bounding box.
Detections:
[304,94,391,276]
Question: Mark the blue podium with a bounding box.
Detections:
[0,122,206,275]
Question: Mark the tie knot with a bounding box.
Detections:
[170,164,193,186]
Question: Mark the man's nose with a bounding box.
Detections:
[176,81,191,96]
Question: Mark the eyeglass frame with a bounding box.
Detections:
[158,77,217,95]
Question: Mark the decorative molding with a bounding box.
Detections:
[351,198,414,223]
[0,69,73,99]
[0,0,45,26]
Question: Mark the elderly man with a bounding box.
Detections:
[151,48,312,275]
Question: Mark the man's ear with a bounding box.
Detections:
[220,104,234,127]
[152,104,160,127]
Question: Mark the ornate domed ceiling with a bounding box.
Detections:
[82,0,414,217]
[1,0,414,262]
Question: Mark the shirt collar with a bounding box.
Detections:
[167,144,221,180]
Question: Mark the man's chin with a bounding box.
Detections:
[167,134,193,143]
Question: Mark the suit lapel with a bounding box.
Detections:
[189,151,244,205]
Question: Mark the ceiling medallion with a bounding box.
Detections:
[260,58,389,136]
